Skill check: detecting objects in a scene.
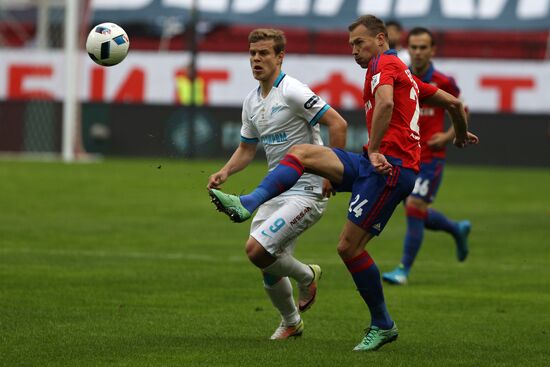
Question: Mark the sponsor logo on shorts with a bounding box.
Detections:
[290,207,312,226]
[304,186,314,191]
[372,222,382,231]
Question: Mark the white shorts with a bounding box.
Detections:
[250,195,327,257]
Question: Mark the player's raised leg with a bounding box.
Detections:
[209,144,343,223]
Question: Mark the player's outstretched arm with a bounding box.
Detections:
[427,130,454,150]
[422,89,478,148]
[318,107,348,197]
[207,142,257,189]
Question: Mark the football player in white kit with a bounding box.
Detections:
[207,29,347,339]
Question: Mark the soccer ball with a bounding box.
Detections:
[86,22,129,66]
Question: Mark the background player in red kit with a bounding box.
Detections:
[209,15,479,351]
[383,27,473,285]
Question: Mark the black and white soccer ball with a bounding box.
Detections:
[86,22,129,66]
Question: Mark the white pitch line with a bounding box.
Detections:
[1,247,539,270]
[0,247,347,265]
[0,247,227,263]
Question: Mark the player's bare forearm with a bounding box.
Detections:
[368,86,394,154]
[328,125,347,149]
[319,108,348,149]
[368,104,392,153]
[207,143,256,189]
[221,143,257,176]
[366,86,394,175]
[424,89,467,141]
[447,101,468,140]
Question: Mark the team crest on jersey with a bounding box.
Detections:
[371,72,381,93]
[271,104,284,116]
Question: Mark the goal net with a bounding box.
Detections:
[0,0,90,161]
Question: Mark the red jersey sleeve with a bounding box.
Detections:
[413,75,438,101]
[371,59,400,95]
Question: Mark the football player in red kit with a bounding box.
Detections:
[383,27,473,286]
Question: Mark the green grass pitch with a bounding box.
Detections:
[1,159,549,366]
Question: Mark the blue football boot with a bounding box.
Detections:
[382,264,409,285]
[455,220,471,262]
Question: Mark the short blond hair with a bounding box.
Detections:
[248,28,286,54]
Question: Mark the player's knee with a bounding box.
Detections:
[405,201,428,221]
[406,197,428,211]
[245,238,274,268]
[336,241,355,260]
[287,144,309,161]
[245,239,259,260]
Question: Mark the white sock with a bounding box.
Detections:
[263,276,300,326]
[262,254,313,285]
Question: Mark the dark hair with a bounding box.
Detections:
[348,15,388,40]
[248,28,286,54]
[407,27,435,46]
[385,20,403,31]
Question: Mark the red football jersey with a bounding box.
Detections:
[363,50,437,172]
[415,63,460,162]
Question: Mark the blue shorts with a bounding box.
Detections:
[331,148,417,236]
[410,158,445,203]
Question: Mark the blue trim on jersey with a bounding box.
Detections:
[274,72,286,88]
[370,50,398,73]
[371,55,380,74]
[241,136,259,143]
[309,104,330,126]
[410,62,435,83]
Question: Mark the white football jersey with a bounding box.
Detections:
[241,72,330,198]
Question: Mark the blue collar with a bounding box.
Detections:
[257,71,286,97]
[410,62,435,83]
[369,49,397,73]
[273,71,286,88]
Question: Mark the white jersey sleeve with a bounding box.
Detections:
[283,80,330,127]
[240,94,260,144]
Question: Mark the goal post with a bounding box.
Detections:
[62,0,78,162]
